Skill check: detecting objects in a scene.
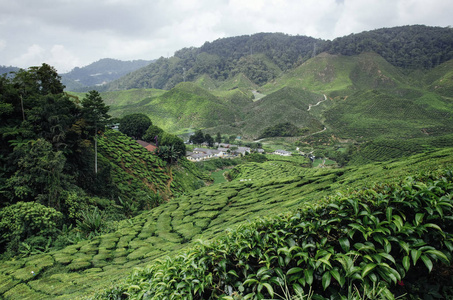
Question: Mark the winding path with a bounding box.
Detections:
[308,94,327,111]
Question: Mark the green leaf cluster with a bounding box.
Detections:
[0,202,63,252]
[103,169,453,299]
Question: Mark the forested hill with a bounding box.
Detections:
[0,66,20,76]
[324,25,453,69]
[102,25,453,91]
[104,33,322,91]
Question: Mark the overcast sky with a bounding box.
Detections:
[1,0,452,73]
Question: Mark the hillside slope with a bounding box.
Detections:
[2,149,452,299]
[109,82,240,133]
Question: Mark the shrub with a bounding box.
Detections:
[76,207,106,236]
[0,202,63,254]
[98,169,453,299]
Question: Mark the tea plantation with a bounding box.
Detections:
[1,148,453,299]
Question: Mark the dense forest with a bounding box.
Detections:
[324,25,453,69]
[103,25,453,91]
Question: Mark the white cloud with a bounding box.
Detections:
[9,44,80,72]
[10,44,46,68]
[48,45,81,73]
[0,0,452,71]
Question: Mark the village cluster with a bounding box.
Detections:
[186,143,291,162]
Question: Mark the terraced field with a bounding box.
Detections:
[1,149,453,299]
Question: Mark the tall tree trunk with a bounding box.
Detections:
[95,126,98,174]
[20,94,25,121]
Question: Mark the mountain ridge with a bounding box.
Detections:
[98,25,453,92]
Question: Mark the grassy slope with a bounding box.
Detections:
[77,55,453,148]
[262,52,357,95]
[237,87,325,139]
[216,73,258,92]
[67,89,166,108]
[108,82,239,133]
[323,88,453,141]
[1,149,453,299]
[423,59,453,98]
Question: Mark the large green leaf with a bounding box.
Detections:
[402,255,410,272]
[322,271,331,290]
[421,255,433,272]
[361,263,377,278]
[339,237,350,252]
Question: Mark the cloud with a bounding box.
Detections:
[0,0,452,72]
[10,44,46,68]
[10,44,80,72]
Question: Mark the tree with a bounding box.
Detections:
[159,132,186,160]
[81,90,110,174]
[27,93,80,151]
[0,201,63,253]
[6,139,68,209]
[215,132,222,144]
[190,130,205,145]
[157,145,180,164]
[12,63,64,97]
[143,125,163,145]
[119,113,152,140]
[205,134,214,147]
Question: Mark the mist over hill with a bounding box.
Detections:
[60,58,153,91]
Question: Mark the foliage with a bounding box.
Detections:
[5,139,69,208]
[324,25,453,69]
[81,90,111,133]
[260,122,308,138]
[142,124,163,144]
[76,207,107,236]
[242,153,268,163]
[156,145,180,164]
[195,157,241,172]
[1,149,453,298]
[100,169,453,299]
[159,132,186,159]
[118,113,151,139]
[0,202,63,253]
[190,129,206,145]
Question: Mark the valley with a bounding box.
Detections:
[1,25,453,299]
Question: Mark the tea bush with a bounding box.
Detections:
[102,169,453,299]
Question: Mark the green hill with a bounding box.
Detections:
[109,82,238,133]
[263,52,409,95]
[238,87,325,139]
[424,59,453,97]
[88,53,453,143]
[97,26,453,93]
[323,25,453,69]
[323,87,453,141]
[2,149,452,299]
